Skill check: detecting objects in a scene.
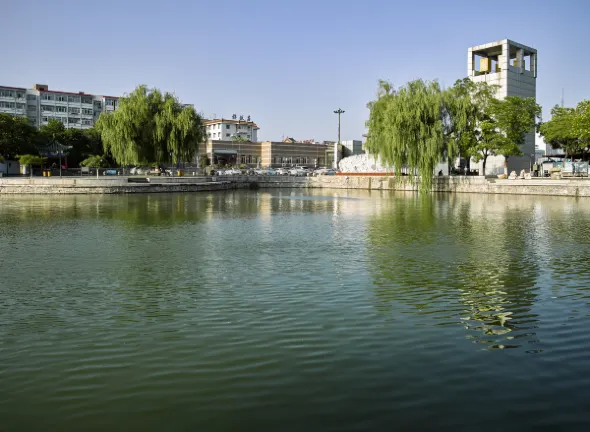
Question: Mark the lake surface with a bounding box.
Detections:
[1,189,590,431]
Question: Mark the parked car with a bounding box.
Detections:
[289,167,309,176]
[276,167,290,176]
[314,168,337,176]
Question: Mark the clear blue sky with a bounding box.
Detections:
[3,0,589,142]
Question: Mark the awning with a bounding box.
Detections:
[213,149,238,155]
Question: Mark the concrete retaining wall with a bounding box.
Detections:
[2,175,590,197]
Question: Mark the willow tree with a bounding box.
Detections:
[365,79,457,192]
[96,85,204,166]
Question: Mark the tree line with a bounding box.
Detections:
[538,101,590,160]
[0,85,204,171]
[365,78,543,191]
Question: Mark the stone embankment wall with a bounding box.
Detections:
[2,175,590,197]
[0,177,234,194]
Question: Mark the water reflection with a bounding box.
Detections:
[368,193,548,349]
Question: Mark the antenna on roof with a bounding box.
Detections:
[561,88,564,108]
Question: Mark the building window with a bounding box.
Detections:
[82,119,92,125]
[55,106,67,113]
[82,108,93,115]
[69,107,80,114]
[16,92,25,99]
[27,105,36,111]
[0,101,15,108]
[0,90,14,97]
[41,105,54,112]
[226,124,230,129]
[27,94,37,101]
[68,96,81,103]
[226,133,230,137]
[56,95,66,102]
[16,103,25,109]
[105,99,115,106]
[81,97,93,104]
[42,116,49,122]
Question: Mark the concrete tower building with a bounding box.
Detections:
[468,39,537,175]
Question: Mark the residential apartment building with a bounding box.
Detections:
[204,116,259,142]
[0,84,119,129]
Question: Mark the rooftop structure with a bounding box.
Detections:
[204,116,259,142]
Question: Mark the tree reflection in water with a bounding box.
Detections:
[367,193,541,350]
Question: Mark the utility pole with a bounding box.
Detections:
[333,108,345,169]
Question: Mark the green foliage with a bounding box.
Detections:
[491,96,541,160]
[574,100,590,143]
[63,128,103,165]
[539,106,580,156]
[40,119,66,143]
[365,79,456,192]
[96,85,205,166]
[18,154,46,166]
[199,156,209,168]
[0,114,39,159]
[232,135,249,143]
[80,155,108,168]
[446,79,505,174]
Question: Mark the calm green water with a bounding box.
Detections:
[1,189,590,431]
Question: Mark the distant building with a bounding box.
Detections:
[204,116,259,142]
[0,83,119,129]
[200,140,341,168]
[341,140,363,157]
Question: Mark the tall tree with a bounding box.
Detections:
[40,119,66,144]
[491,96,542,175]
[96,85,204,167]
[539,105,582,160]
[0,114,39,159]
[574,100,590,145]
[365,79,456,192]
[446,79,503,175]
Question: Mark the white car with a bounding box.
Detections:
[276,167,290,175]
[289,167,309,176]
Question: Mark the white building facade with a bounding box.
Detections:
[204,117,259,142]
[341,140,363,156]
[0,84,119,130]
[468,39,538,175]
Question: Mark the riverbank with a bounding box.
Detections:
[1,175,590,197]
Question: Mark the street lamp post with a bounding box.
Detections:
[333,108,345,169]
